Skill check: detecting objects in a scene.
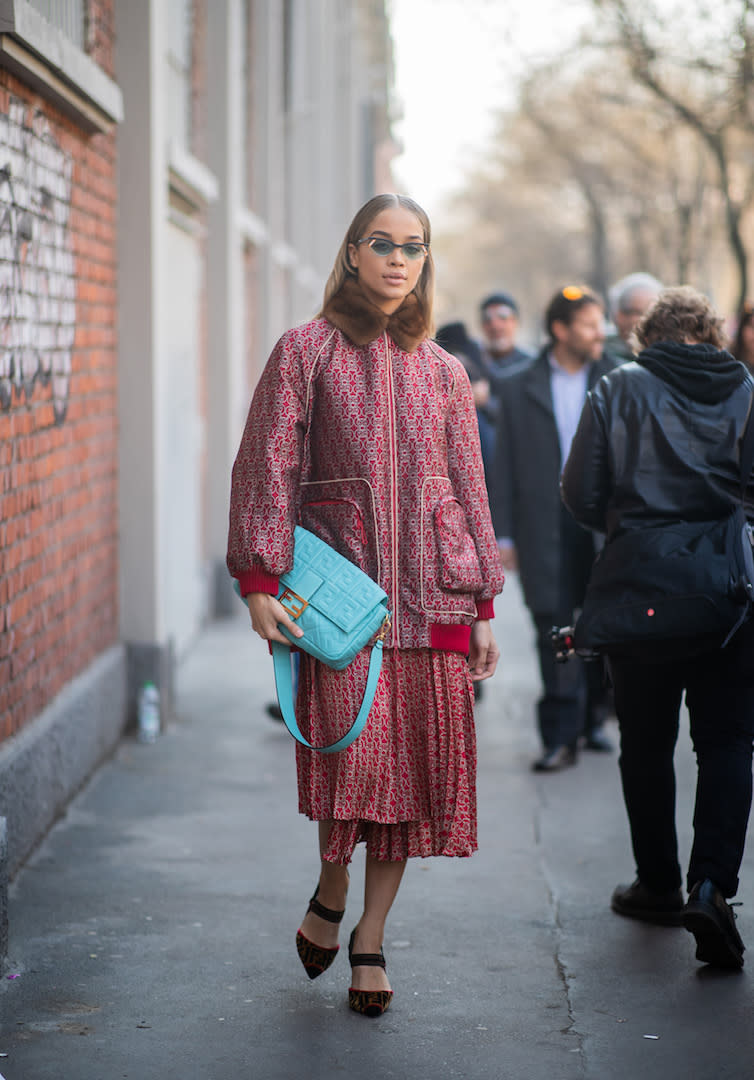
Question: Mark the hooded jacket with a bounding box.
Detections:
[561,341,754,539]
[227,279,504,653]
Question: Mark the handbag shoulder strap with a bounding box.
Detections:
[271,641,383,754]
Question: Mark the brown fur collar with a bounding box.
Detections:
[322,277,429,353]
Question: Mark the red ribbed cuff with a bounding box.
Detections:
[237,567,279,597]
[475,598,495,621]
[430,623,472,653]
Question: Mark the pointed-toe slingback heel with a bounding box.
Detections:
[295,885,346,980]
[347,928,393,1018]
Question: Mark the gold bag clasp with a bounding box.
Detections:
[279,588,308,620]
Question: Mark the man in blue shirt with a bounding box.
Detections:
[492,286,617,771]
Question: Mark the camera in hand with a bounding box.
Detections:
[550,625,600,663]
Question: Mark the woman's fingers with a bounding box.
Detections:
[469,621,500,681]
[245,593,305,644]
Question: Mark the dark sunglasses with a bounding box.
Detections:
[357,236,429,261]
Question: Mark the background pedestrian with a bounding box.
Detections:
[562,286,754,969]
[475,292,532,471]
[606,272,663,361]
[492,285,616,771]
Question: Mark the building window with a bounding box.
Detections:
[0,0,122,132]
[166,0,193,148]
[25,0,84,48]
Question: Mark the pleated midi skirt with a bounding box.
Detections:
[295,647,477,863]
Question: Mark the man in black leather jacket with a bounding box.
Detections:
[561,286,754,970]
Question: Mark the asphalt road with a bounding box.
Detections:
[1,576,753,1079]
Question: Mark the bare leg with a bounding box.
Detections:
[298,821,349,948]
[350,855,407,992]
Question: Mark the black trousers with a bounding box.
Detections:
[532,506,608,750]
[607,620,754,898]
[533,615,607,750]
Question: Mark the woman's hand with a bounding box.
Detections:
[468,620,499,682]
[245,592,305,645]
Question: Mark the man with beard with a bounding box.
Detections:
[492,285,617,771]
[474,292,532,474]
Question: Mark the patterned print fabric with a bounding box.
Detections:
[296,647,477,863]
[226,318,504,649]
[228,294,503,863]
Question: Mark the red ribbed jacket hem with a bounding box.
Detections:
[237,568,279,597]
[430,623,472,653]
[475,598,495,621]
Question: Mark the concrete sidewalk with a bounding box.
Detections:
[1,578,753,1079]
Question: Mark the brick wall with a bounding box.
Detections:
[86,0,116,81]
[0,4,118,740]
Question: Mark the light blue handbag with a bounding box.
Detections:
[238,527,390,753]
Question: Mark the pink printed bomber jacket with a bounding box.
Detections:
[226,281,504,653]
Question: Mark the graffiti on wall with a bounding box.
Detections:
[0,98,76,424]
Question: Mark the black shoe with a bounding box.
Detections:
[611,879,684,926]
[532,744,578,772]
[683,879,745,969]
[583,726,613,752]
[265,702,284,723]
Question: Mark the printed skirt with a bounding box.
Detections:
[295,647,477,863]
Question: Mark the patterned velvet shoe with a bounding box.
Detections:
[295,886,345,980]
[347,928,393,1018]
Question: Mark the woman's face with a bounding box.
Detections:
[348,206,427,314]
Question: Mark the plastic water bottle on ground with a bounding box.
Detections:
[138,681,160,743]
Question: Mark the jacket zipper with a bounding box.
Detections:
[385,333,400,643]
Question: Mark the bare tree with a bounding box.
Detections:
[591,0,754,307]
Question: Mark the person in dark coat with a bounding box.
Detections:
[435,321,494,480]
[561,286,754,969]
[491,285,617,771]
[476,292,532,472]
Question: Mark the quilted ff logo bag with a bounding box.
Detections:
[238,527,391,753]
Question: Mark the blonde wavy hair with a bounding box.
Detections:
[320,193,435,332]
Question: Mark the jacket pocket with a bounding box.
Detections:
[299,478,379,581]
[421,478,481,616]
[434,496,484,591]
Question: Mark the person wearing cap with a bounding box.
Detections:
[606,273,663,362]
[491,285,618,771]
[475,293,533,473]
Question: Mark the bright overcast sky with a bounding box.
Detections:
[388,0,594,218]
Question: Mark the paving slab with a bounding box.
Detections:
[1,576,752,1079]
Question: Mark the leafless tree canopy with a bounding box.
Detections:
[435,0,754,338]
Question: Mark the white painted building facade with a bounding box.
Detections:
[116,0,396,710]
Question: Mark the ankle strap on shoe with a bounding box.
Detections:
[308,895,345,924]
[349,948,386,969]
[348,927,387,968]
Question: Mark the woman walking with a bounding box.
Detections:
[227,193,503,1015]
